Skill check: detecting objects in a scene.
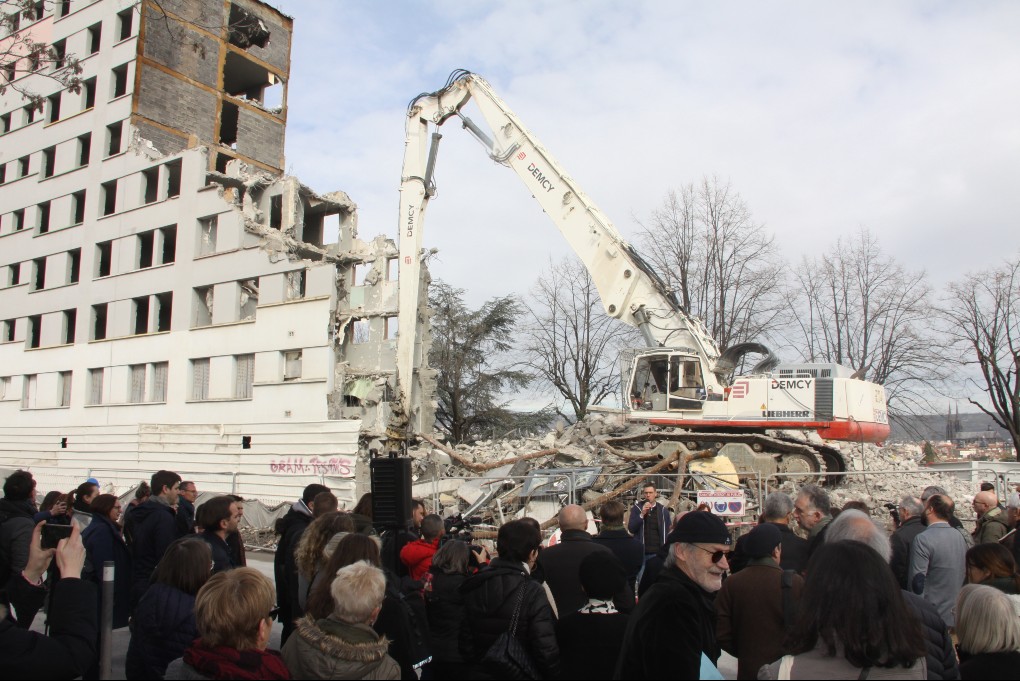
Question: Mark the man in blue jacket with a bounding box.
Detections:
[627,484,671,568]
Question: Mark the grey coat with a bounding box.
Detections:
[908,522,967,627]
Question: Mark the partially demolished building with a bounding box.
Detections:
[0,0,431,506]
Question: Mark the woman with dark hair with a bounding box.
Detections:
[351,492,375,535]
[760,541,927,679]
[424,540,474,679]
[305,533,382,621]
[126,538,213,679]
[33,490,72,524]
[965,543,1020,594]
[460,518,560,679]
[70,481,100,529]
[81,494,131,629]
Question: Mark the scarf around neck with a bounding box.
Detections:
[578,598,618,614]
[183,641,290,680]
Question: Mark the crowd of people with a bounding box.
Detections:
[2,467,1019,680]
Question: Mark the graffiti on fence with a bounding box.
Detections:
[269,455,355,477]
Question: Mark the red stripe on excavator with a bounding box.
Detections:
[644,419,890,444]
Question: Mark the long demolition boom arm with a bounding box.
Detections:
[395,70,724,427]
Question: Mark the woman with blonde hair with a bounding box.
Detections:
[165,567,289,680]
[955,584,1020,679]
[283,561,399,679]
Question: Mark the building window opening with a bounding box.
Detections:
[111,64,129,98]
[3,319,14,342]
[352,263,369,286]
[47,93,60,123]
[96,241,112,277]
[106,121,122,156]
[129,364,145,403]
[142,166,159,203]
[32,258,45,290]
[88,368,104,405]
[42,147,55,177]
[37,201,50,233]
[193,286,213,327]
[25,105,38,124]
[351,319,370,344]
[269,194,282,229]
[223,52,278,104]
[72,191,86,224]
[88,23,101,54]
[52,39,66,69]
[22,374,36,409]
[83,77,96,109]
[18,155,29,177]
[117,8,134,41]
[159,225,177,264]
[9,263,20,286]
[59,371,72,407]
[283,350,302,381]
[151,362,168,402]
[191,358,210,400]
[227,4,270,49]
[78,133,91,166]
[239,279,258,320]
[63,309,76,344]
[155,292,172,332]
[285,269,305,301]
[13,208,25,231]
[59,0,70,18]
[138,231,154,269]
[101,180,117,215]
[235,354,254,399]
[302,212,324,246]
[197,216,218,256]
[386,257,398,281]
[68,248,80,284]
[28,315,41,349]
[165,159,181,198]
[219,101,238,148]
[133,296,150,335]
[215,153,230,173]
[385,316,398,340]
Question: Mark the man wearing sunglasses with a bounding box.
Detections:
[614,511,732,680]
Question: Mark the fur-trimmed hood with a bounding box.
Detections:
[282,615,401,680]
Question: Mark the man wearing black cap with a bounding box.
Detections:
[716,523,804,680]
[614,511,732,680]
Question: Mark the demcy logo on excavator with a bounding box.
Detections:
[526,162,556,193]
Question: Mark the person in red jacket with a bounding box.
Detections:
[400,514,445,581]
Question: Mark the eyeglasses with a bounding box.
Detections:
[267,607,280,621]
[692,544,731,564]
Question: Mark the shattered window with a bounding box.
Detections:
[283,350,302,381]
[193,286,213,327]
[285,270,305,301]
[227,4,270,49]
[239,278,259,320]
[197,216,218,256]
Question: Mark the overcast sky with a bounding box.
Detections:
[268,0,1019,310]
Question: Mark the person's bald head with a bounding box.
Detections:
[973,490,998,518]
[558,504,588,532]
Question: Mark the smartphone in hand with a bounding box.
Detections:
[40,523,73,549]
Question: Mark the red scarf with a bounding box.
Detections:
[183,641,290,680]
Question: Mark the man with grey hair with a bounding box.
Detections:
[729,492,807,573]
[794,484,832,571]
[890,495,927,589]
[826,509,961,680]
[616,512,731,679]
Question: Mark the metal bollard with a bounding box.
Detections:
[100,560,114,680]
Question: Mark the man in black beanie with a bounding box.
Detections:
[614,511,732,680]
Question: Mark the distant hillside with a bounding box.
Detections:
[888,412,1009,442]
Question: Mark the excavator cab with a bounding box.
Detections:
[628,351,706,412]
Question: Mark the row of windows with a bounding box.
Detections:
[0,154,181,239]
[2,5,133,83]
[3,349,301,409]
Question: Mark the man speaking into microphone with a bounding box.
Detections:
[628,483,672,567]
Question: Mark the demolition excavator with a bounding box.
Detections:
[392,70,889,484]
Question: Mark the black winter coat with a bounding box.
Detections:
[459,558,560,679]
[615,566,718,680]
[902,590,960,680]
[128,500,179,608]
[273,505,312,640]
[959,650,1020,680]
[125,582,199,680]
[1,575,98,679]
[592,528,644,589]
[556,610,629,680]
[424,568,468,665]
[729,523,808,574]
[81,513,132,628]
[891,517,927,589]
[537,530,634,615]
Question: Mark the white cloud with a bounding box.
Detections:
[270,0,1020,302]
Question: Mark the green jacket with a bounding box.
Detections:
[282,615,400,680]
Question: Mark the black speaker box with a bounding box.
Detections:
[370,457,412,528]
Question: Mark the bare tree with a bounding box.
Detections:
[942,256,1020,460]
[0,0,84,109]
[790,229,945,413]
[520,257,642,422]
[637,177,786,353]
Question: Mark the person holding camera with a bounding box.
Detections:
[400,514,445,583]
[2,520,98,679]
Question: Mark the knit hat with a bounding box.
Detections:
[741,523,782,558]
[665,510,732,546]
[579,551,626,599]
